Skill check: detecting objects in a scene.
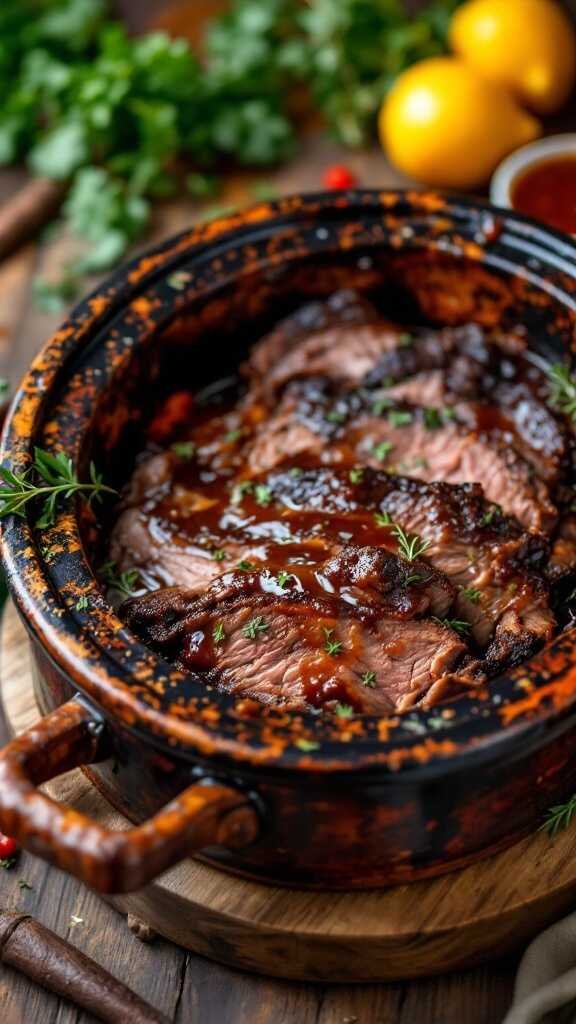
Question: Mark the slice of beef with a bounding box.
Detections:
[250,309,569,494]
[246,290,405,399]
[260,466,555,664]
[246,385,557,532]
[123,547,477,714]
[380,370,568,487]
[110,450,454,619]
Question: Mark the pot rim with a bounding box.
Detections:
[3,188,576,776]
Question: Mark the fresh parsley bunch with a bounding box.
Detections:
[0,0,459,302]
[298,0,463,147]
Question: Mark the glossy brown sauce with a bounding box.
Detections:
[512,156,576,234]
[116,308,570,715]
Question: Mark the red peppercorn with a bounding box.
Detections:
[0,833,18,860]
[323,165,358,190]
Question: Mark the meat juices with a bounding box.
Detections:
[113,290,574,717]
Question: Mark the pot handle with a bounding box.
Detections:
[0,698,259,893]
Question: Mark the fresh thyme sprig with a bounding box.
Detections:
[99,561,140,599]
[392,524,431,562]
[547,364,576,422]
[0,447,117,528]
[539,793,576,837]
[432,617,471,638]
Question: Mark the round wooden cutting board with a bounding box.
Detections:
[2,602,576,982]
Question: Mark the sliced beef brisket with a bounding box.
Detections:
[123,546,477,714]
[111,294,573,718]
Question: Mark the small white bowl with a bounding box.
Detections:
[490,133,576,210]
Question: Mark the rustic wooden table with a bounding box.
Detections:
[0,0,541,1010]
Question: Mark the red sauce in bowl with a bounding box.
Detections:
[512,155,576,233]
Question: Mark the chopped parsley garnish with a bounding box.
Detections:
[392,524,431,562]
[237,560,256,571]
[360,670,376,688]
[372,441,394,462]
[349,467,364,484]
[75,595,89,611]
[460,586,481,604]
[547,364,576,422]
[213,622,226,644]
[242,616,269,640]
[254,484,273,507]
[295,739,320,752]
[322,626,343,656]
[167,271,191,291]
[326,409,347,424]
[374,510,393,527]
[372,397,393,416]
[171,441,196,459]
[276,571,291,589]
[212,548,227,562]
[423,408,442,431]
[335,703,354,718]
[388,410,412,428]
[481,504,502,527]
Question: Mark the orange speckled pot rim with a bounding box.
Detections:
[2,189,576,776]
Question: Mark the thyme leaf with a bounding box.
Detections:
[242,615,269,640]
[547,364,576,422]
[322,626,343,656]
[213,622,226,644]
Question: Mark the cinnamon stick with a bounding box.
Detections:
[0,912,169,1023]
[0,178,65,263]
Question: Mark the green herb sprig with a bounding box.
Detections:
[0,447,116,528]
[432,617,471,638]
[540,794,576,837]
[547,364,576,422]
[323,626,343,656]
[392,524,431,562]
[99,561,140,599]
[242,615,269,640]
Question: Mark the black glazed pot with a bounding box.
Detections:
[1,190,576,894]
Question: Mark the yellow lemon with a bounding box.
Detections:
[450,0,576,114]
[379,57,541,190]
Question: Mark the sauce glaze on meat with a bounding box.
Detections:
[111,290,575,718]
